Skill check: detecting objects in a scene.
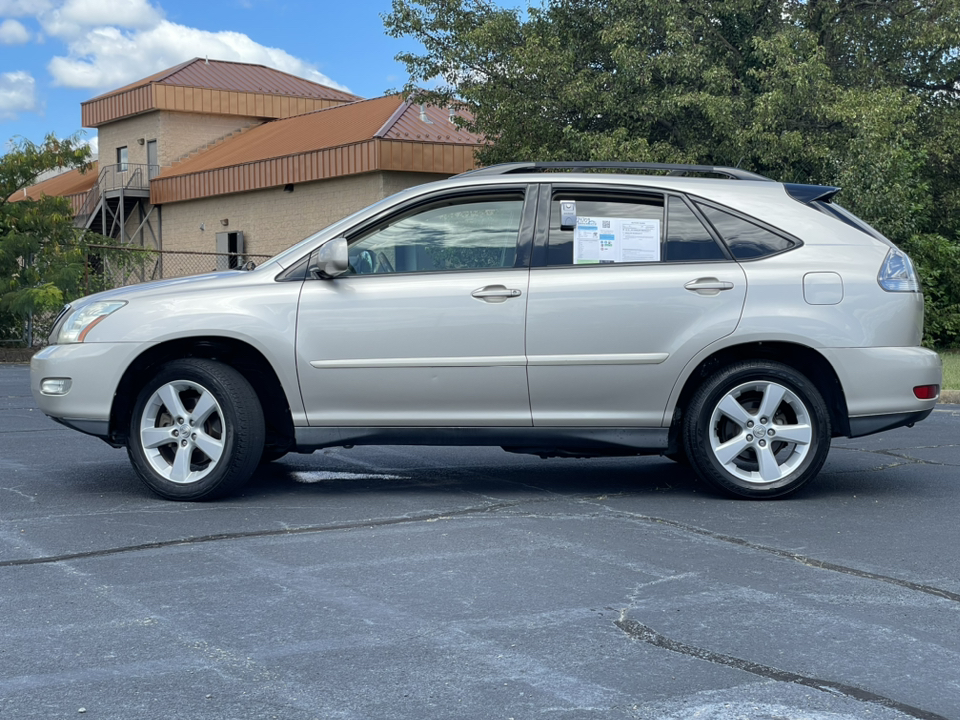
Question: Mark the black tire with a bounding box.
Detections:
[259,448,289,464]
[127,359,265,501]
[662,451,688,465]
[683,361,831,499]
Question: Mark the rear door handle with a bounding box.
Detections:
[472,285,522,303]
[684,277,735,295]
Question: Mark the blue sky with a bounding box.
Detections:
[0,0,431,154]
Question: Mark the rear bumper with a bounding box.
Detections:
[847,408,934,438]
[821,346,941,437]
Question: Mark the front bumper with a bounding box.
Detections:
[820,346,942,437]
[31,342,151,439]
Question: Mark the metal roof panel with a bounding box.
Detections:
[158,97,482,179]
[87,58,359,103]
[11,163,98,202]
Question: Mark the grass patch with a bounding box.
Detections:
[942,350,960,390]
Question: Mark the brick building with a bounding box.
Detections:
[21,58,483,272]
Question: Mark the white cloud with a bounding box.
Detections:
[40,0,163,38]
[0,18,30,43]
[82,134,98,157]
[0,70,37,118]
[0,0,53,16]
[48,18,349,92]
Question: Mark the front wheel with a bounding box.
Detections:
[683,361,831,499]
[127,359,265,501]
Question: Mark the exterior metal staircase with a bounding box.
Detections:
[75,163,161,247]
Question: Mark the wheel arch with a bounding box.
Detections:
[109,336,295,454]
[666,341,850,455]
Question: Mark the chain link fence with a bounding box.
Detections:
[2,244,272,349]
[82,244,272,293]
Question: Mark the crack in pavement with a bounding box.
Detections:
[0,499,528,568]
[615,615,949,720]
[0,486,35,502]
[585,504,960,603]
[873,448,960,467]
[4,486,959,606]
[826,459,915,475]
[831,445,960,467]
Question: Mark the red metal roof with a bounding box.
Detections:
[377,102,481,144]
[10,163,98,203]
[88,58,360,103]
[157,96,482,179]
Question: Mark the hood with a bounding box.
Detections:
[70,270,253,307]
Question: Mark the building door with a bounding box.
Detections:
[215,231,244,270]
[146,140,158,179]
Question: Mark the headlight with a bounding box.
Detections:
[57,301,127,343]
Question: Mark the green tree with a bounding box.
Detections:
[385,0,960,346]
[0,134,100,344]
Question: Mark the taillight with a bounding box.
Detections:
[913,385,939,400]
[878,247,920,292]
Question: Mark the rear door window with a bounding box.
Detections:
[545,192,664,266]
[665,196,728,262]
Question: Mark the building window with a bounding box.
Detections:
[116,146,128,172]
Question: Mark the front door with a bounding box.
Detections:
[296,189,534,427]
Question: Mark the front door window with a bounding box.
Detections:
[347,194,524,275]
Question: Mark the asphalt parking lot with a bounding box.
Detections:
[1,363,959,720]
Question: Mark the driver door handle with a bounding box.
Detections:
[472,285,523,303]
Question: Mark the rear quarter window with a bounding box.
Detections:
[696,203,796,260]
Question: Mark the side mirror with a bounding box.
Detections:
[309,236,349,278]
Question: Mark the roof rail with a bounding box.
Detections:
[459,161,772,181]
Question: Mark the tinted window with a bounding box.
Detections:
[696,203,794,259]
[547,194,664,266]
[665,197,727,262]
[347,195,523,275]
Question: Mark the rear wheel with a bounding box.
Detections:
[127,359,265,501]
[683,361,831,499]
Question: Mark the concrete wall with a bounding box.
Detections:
[97,110,262,170]
[158,170,450,266]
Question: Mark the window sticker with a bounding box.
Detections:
[574,216,661,264]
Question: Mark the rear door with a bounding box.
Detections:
[525,184,748,426]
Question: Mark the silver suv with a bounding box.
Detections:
[31,162,942,500]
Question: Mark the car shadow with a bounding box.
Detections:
[239,450,708,502]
